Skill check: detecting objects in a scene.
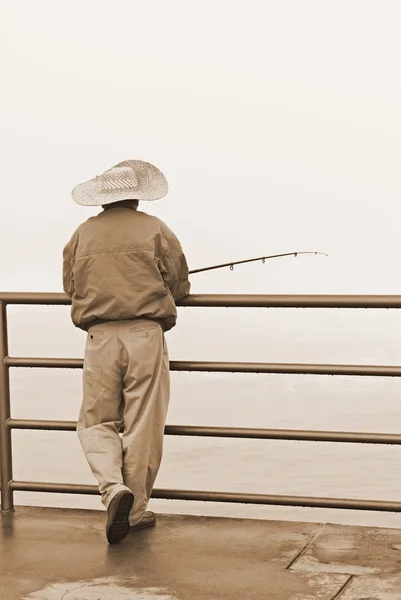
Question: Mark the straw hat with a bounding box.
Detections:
[72,159,168,206]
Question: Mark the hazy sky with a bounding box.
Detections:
[1,0,399,297]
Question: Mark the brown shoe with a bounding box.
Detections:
[129,511,156,532]
[106,490,134,544]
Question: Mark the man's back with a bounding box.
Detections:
[63,205,190,332]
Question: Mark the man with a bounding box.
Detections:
[62,159,190,544]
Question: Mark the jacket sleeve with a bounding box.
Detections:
[62,229,79,299]
[160,225,191,302]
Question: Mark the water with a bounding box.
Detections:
[6,305,401,529]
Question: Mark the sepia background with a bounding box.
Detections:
[1,0,400,528]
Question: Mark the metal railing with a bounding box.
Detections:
[1,292,401,515]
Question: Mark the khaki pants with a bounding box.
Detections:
[77,318,170,526]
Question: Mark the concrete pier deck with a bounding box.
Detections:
[1,506,401,599]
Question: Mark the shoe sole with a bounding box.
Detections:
[106,491,134,544]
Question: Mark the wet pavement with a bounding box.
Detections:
[1,506,401,599]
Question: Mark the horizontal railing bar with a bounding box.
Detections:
[9,481,98,495]
[8,480,401,512]
[180,294,401,309]
[0,293,71,305]
[8,419,78,431]
[5,357,84,368]
[154,490,401,512]
[1,292,401,308]
[5,357,401,376]
[7,419,401,445]
[173,362,401,377]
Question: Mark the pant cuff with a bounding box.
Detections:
[103,483,132,509]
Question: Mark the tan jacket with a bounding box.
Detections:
[62,206,190,332]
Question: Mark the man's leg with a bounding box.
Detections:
[119,319,170,526]
[76,322,131,509]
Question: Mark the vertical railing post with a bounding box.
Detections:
[0,302,14,513]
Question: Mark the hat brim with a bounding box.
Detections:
[72,160,168,206]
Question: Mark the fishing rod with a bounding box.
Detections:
[189,251,328,274]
